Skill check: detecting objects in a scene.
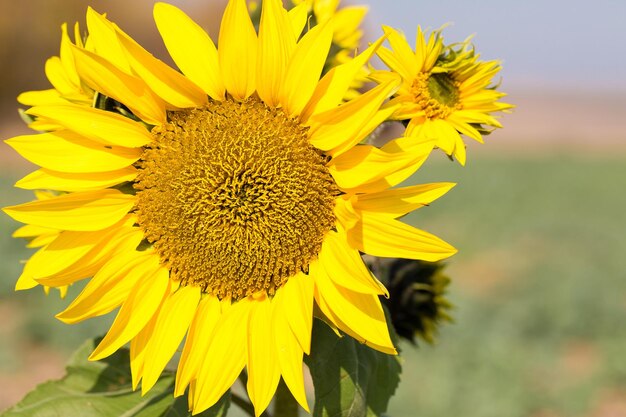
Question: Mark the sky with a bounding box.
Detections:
[363,0,626,93]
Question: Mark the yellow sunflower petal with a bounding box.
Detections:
[409,119,466,165]
[115,28,208,109]
[422,30,443,72]
[15,259,41,291]
[247,296,281,416]
[27,234,57,248]
[142,285,201,394]
[90,260,170,361]
[193,298,251,414]
[328,143,427,192]
[56,251,157,324]
[406,118,451,152]
[16,167,137,192]
[38,224,142,287]
[315,293,397,355]
[13,212,59,248]
[58,286,69,299]
[308,80,398,152]
[44,57,77,96]
[381,26,418,80]
[70,44,166,125]
[85,7,131,72]
[175,295,222,397]
[276,271,314,354]
[453,109,502,126]
[24,226,119,281]
[17,90,66,106]
[312,276,342,332]
[332,104,398,157]
[319,229,387,296]
[273,310,309,412]
[346,210,457,262]
[27,120,63,132]
[459,64,501,94]
[452,136,467,166]
[301,34,387,120]
[219,0,257,100]
[26,105,153,148]
[333,5,367,43]
[354,182,456,217]
[12,224,57,239]
[257,0,295,107]
[5,131,141,173]
[444,115,484,143]
[281,21,334,116]
[287,2,308,39]
[414,26,427,70]
[4,189,134,232]
[348,137,433,193]
[300,37,388,121]
[377,45,414,83]
[130,312,159,390]
[314,262,395,352]
[153,3,224,100]
[59,23,80,86]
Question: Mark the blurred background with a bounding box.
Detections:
[0,0,625,416]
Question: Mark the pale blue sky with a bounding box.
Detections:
[364,0,626,93]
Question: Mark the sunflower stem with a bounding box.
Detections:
[273,379,299,417]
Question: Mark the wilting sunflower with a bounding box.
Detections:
[4,0,456,415]
[374,26,512,165]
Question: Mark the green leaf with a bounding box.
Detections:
[305,319,402,417]
[0,338,230,417]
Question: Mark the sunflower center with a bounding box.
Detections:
[134,97,338,300]
[411,72,461,119]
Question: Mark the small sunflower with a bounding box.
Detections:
[4,1,457,415]
[374,26,512,165]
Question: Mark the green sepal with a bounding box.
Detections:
[0,338,230,417]
[305,318,401,417]
[18,108,36,126]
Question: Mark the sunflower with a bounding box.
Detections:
[4,0,457,415]
[374,26,512,165]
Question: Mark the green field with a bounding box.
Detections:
[1,152,625,416]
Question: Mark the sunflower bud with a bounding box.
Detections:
[367,257,453,345]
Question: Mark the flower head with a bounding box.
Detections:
[375,26,512,165]
[4,1,456,415]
